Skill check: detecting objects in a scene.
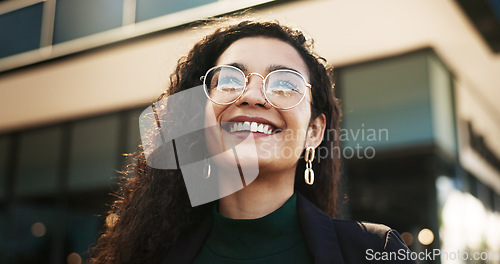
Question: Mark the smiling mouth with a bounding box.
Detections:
[222,121,282,135]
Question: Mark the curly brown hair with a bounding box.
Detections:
[91,20,342,264]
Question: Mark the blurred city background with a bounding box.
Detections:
[0,0,499,263]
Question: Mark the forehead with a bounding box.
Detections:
[215,37,309,79]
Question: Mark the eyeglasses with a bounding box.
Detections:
[200,65,311,110]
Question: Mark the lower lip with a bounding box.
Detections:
[225,131,274,139]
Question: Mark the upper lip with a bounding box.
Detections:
[224,115,282,130]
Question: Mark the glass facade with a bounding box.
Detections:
[0,0,269,70]
[338,50,500,263]
[136,0,217,22]
[0,136,9,200]
[53,0,124,44]
[14,126,62,197]
[8,202,58,263]
[125,108,144,154]
[0,3,43,59]
[67,114,120,191]
[339,50,449,258]
[341,52,433,150]
[0,136,9,264]
[0,108,143,263]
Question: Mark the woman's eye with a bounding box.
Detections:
[269,80,299,93]
[217,77,244,90]
[217,86,240,93]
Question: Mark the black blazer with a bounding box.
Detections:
[161,193,418,264]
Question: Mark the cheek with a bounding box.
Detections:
[205,103,230,129]
[284,107,311,145]
[285,105,311,130]
[277,112,310,148]
[204,103,219,127]
[204,103,224,155]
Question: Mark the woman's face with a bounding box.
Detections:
[205,37,325,178]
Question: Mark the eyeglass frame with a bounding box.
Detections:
[200,65,312,110]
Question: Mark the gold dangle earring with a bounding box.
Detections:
[304,147,315,185]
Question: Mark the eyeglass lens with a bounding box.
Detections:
[205,66,307,109]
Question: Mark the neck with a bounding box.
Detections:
[218,170,295,219]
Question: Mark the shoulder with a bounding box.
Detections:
[295,193,416,263]
[332,219,404,249]
[332,219,415,263]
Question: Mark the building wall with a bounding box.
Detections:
[1,0,500,263]
[1,0,499,133]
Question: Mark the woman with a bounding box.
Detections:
[92,20,416,264]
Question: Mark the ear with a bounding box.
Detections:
[306,114,326,149]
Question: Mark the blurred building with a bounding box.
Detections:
[0,0,499,263]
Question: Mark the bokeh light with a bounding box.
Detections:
[67,252,82,264]
[31,222,46,238]
[401,232,414,246]
[418,228,434,245]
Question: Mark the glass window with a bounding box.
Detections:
[68,114,119,191]
[0,3,43,58]
[14,126,62,197]
[488,0,500,21]
[8,202,57,263]
[114,108,144,174]
[0,207,7,263]
[53,0,124,44]
[65,192,111,263]
[0,136,9,200]
[340,51,433,150]
[136,0,217,22]
[64,209,101,263]
[126,108,144,154]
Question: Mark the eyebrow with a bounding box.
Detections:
[267,64,303,73]
[226,62,304,75]
[227,62,247,72]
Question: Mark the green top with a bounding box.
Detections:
[193,193,314,264]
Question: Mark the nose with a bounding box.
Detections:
[235,73,270,108]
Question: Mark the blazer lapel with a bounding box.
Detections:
[296,193,345,264]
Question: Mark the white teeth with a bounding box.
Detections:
[228,121,277,134]
[250,122,258,132]
[257,124,264,133]
[243,122,250,131]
